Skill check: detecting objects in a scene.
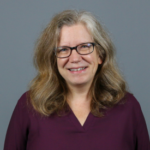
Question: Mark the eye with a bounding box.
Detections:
[57,47,69,53]
[82,45,88,48]
[80,43,92,48]
[60,48,67,52]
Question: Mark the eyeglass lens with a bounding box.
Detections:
[56,43,94,58]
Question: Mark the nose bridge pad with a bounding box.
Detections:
[69,47,81,62]
[70,47,79,56]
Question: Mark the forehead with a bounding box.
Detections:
[58,23,93,46]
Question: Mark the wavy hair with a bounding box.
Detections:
[29,10,126,117]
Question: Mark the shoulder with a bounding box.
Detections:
[120,92,142,113]
[4,92,32,149]
[105,92,147,131]
[17,91,29,104]
[16,91,33,109]
[106,92,143,120]
[14,91,33,117]
[122,94,150,147]
[117,92,144,123]
[124,92,140,105]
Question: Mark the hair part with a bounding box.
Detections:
[29,10,126,117]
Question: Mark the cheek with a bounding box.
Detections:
[81,55,93,64]
[84,54,99,65]
[57,58,68,71]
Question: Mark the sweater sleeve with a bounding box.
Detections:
[4,92,30,150]
[131,95,150,150]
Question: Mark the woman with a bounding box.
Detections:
[4,10,150,150]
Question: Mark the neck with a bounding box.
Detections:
[67,83,92,107]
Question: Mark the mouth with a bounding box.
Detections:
[68,67,87,72]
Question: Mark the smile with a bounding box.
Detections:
[69,67,87,71]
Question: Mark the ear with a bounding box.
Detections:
[98,56,102,65]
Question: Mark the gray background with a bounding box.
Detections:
[0,0,150,148]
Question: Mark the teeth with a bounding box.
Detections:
[70,67,86,71]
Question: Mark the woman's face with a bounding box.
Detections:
[57,23,102,88]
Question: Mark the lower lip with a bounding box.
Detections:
[68,67,87,74]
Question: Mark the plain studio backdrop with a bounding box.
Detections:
[0,0,150,148]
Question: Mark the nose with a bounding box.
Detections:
[69,49,81,63]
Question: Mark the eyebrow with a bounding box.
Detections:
[58,45,70,47]
[58,42,93,47]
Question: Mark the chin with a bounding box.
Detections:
[67,79,91,87]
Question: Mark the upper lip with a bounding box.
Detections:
[67,66,87,69]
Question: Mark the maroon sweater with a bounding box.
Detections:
[4,92,150,150]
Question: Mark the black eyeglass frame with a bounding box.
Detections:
[55,42,100,58]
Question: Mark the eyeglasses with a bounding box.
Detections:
[55,42,98,58]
